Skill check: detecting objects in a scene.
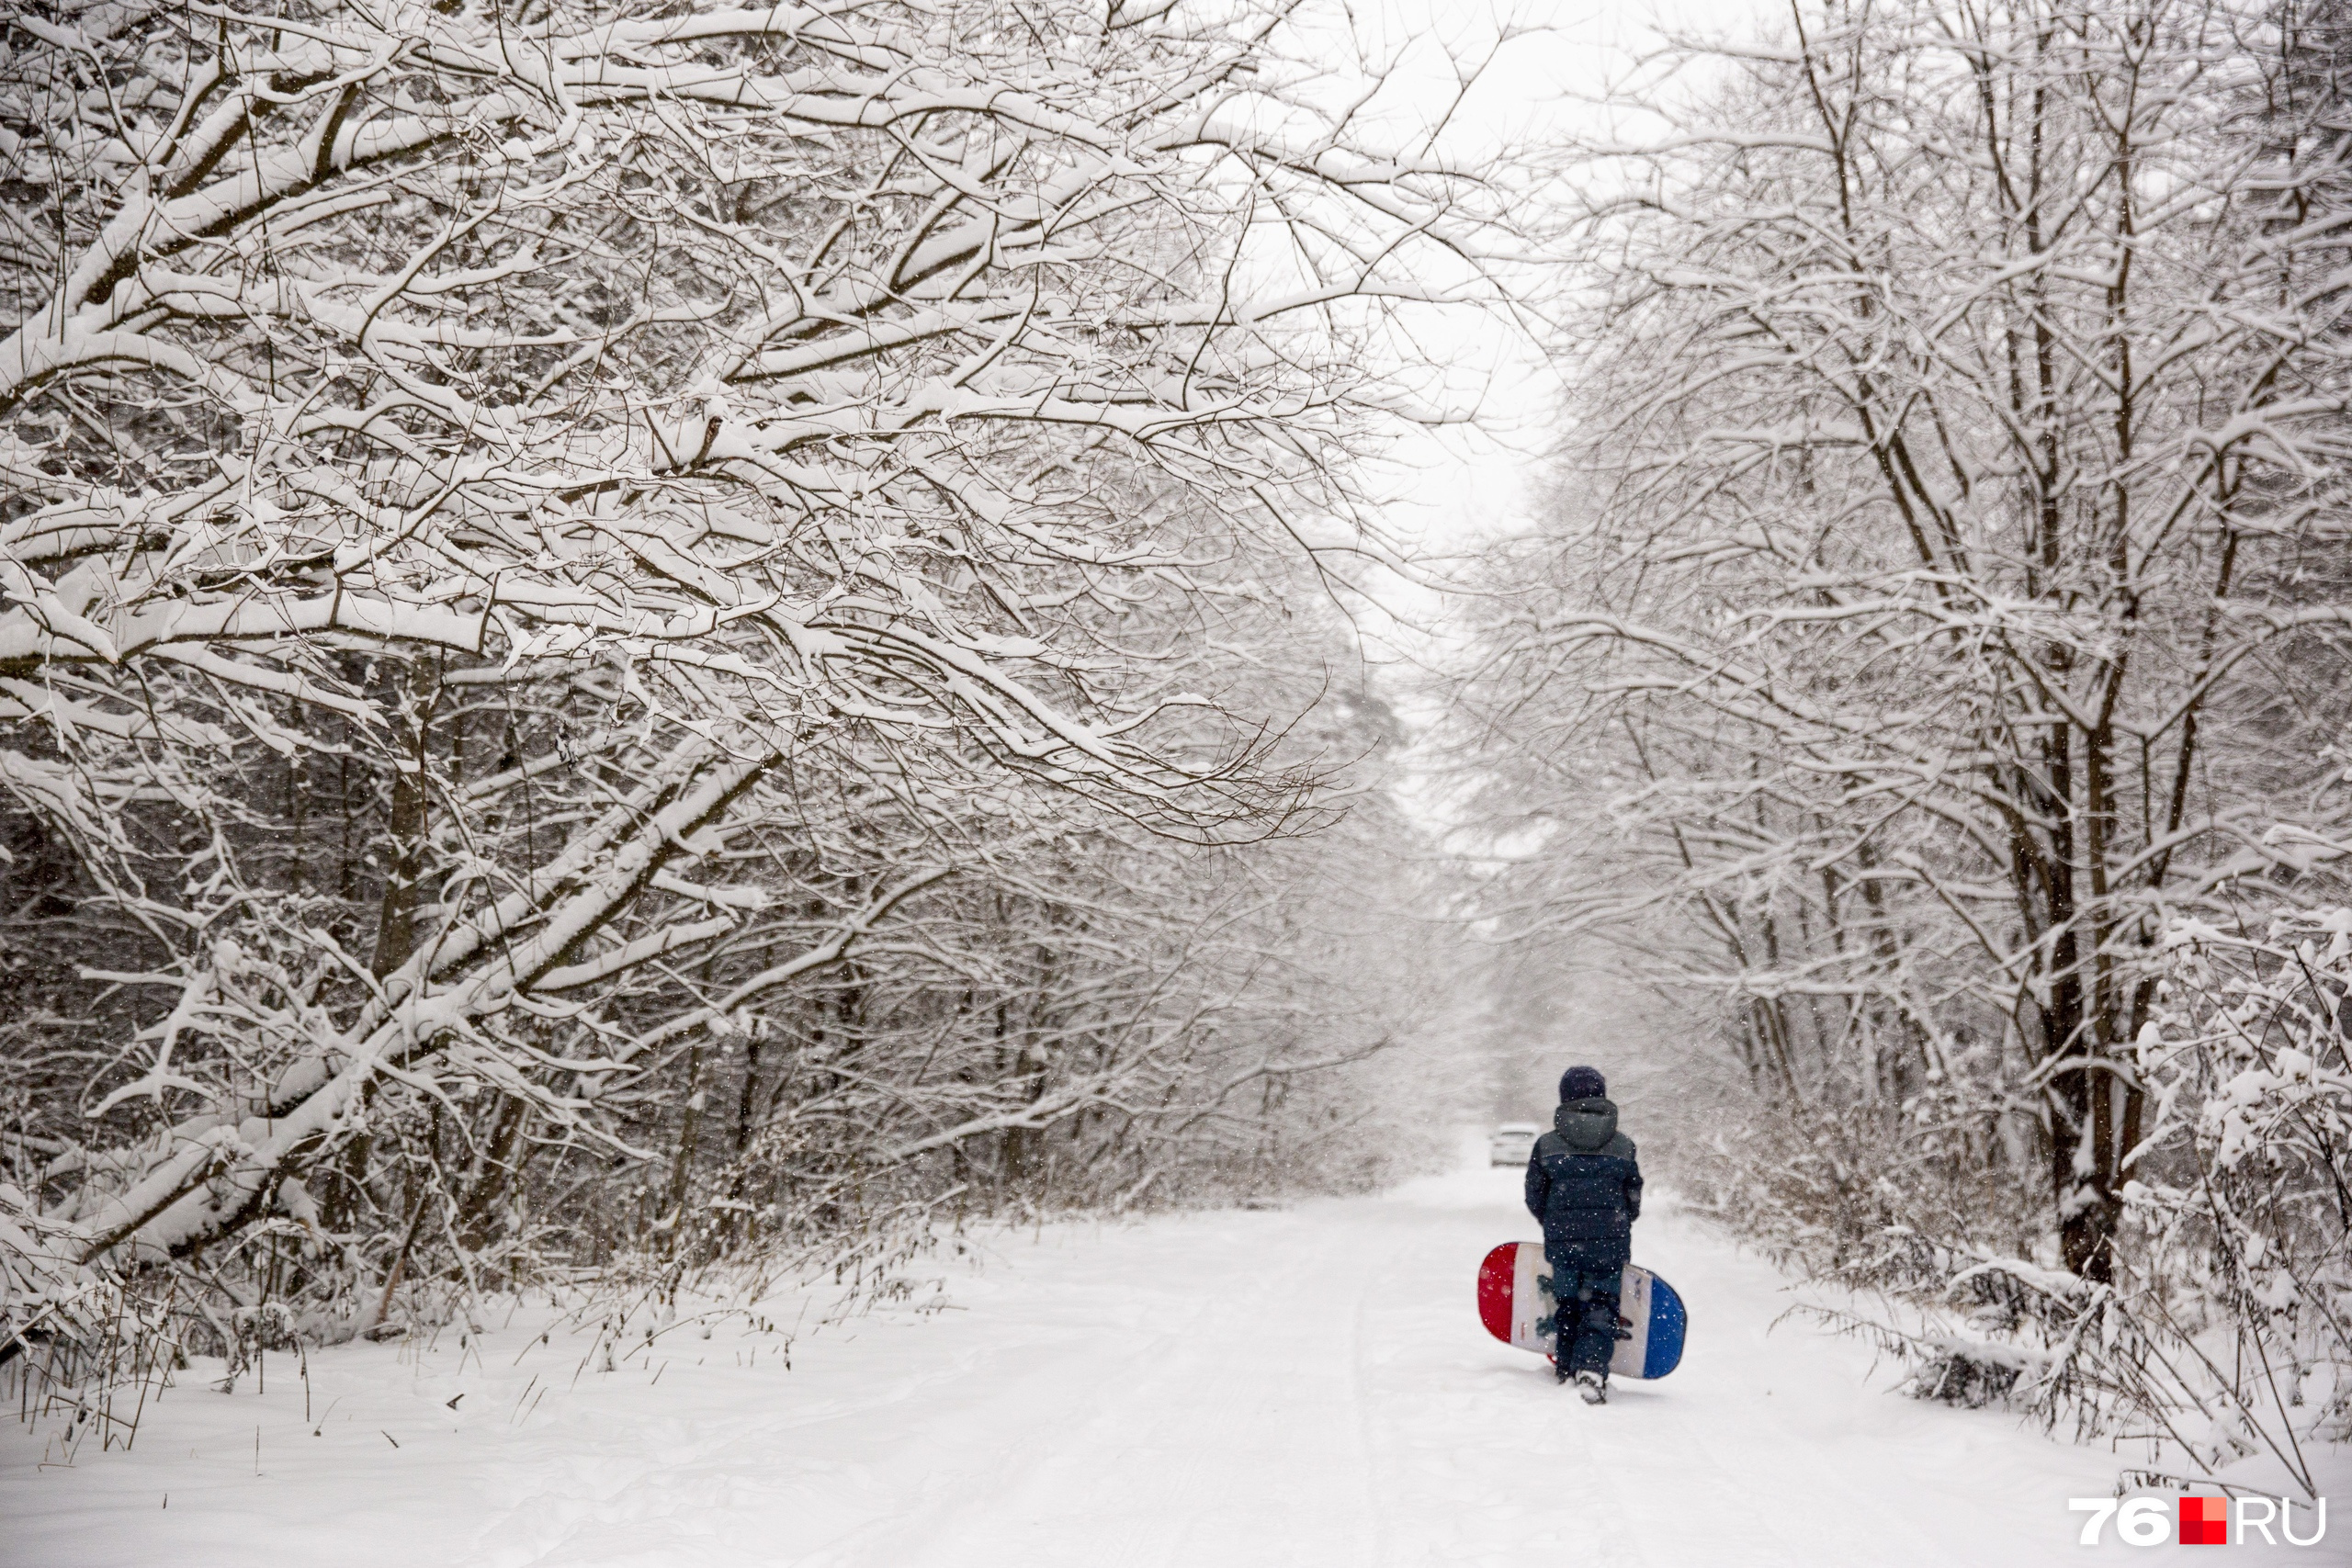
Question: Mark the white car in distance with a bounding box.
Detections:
[1488,1123,1542,1168]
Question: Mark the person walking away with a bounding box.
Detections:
[1523,1065,1643,1404]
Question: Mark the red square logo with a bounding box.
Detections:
[2179,1495,2229,1546]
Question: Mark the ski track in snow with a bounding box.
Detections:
[6,1163,2346,1566]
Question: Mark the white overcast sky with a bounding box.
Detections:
[1283,0,1773,674]
[1314,0,1770,547]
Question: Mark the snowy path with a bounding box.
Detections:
[6,1165,2343,1566]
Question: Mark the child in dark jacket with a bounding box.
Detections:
[1523,1065,1643,1403]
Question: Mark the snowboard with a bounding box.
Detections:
[1476,1241,1687,1381]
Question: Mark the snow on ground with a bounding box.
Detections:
[6,1159,2346,1566]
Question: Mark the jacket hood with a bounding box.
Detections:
[1553,1096,1618,1151]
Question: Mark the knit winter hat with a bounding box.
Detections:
[1558,1065,1607,1102]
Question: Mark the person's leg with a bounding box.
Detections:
[1565,1278,1623,1377]
[1541,1255,1582,1379]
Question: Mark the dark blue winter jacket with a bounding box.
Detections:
[1524,1096,1643,1278]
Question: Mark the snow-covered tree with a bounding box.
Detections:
[1449,0,2352,1280]
[0,0,1498,1362]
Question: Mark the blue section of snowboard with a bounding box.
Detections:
[1640,1271,1687,1379]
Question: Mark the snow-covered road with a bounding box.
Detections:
[7,1164,2342,1566]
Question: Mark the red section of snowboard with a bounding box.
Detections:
[1476,1242,1518,1344]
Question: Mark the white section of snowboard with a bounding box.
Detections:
[1507,1246,1653,1378]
